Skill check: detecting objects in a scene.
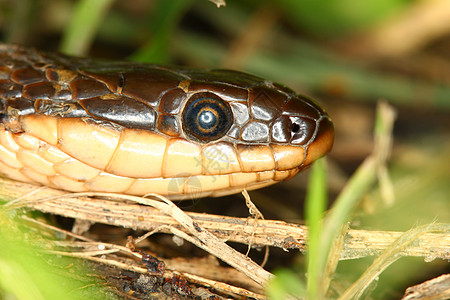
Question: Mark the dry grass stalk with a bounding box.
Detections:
[1,176,449,298]
[1,177,448,261]
[1,177,449,258]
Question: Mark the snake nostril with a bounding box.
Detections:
[289,117,316,145]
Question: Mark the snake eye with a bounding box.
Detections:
[182,92,232,142]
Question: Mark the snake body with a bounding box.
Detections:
[0,44,334,199]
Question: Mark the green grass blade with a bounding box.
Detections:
[305,158,328,299]
[60,0,115,56]
[315,102,395,296]
[129,0,193,63]
[0,209,102,299]
[266,269,306,300]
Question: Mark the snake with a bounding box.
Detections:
[0,44,334,200]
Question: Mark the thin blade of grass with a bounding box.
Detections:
[305,158,328,299]
[129,0,193,63]
[59,0,114,56]
[315,101,396,296]
[266,269,306,300]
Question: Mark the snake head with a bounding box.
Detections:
[243,80,334,172]
[176,69,334,186]
[0,45,333,199]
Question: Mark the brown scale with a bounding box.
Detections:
[0,44,334,199]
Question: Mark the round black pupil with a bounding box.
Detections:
[199,109,215,128]
[292,123,300,133]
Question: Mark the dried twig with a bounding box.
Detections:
[401,274,450,300]
[24,216,265,298]
[209,0,226,8]
[338,224,450,300]
[3,185,273,286]
[1,177,449,262]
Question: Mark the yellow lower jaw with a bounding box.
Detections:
[0,126,301,199]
